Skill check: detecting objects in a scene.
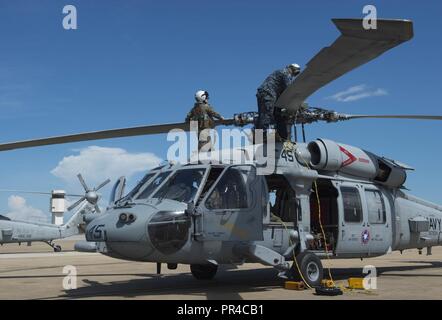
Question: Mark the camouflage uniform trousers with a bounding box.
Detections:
[198,128,216,151]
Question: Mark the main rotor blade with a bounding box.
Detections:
[0,119,233,152]
[0,189,83,197]
[343,114,442,121]
[276,18,413,112]
[0,189,52,195]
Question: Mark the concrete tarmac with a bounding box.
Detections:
[0,239,441,300]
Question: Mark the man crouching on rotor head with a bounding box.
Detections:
[186,90,224,151]
[256,63,301,141]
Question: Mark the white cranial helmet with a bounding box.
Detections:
[287,63,301,75]
[195,90,209,103]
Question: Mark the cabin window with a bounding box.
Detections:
[341,187,363,223]
[206,167,249,210]
[265,174,297,223]
[365,190,386,224]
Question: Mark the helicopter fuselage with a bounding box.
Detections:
[85,141,442,270]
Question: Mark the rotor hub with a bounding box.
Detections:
[86,191,99,205]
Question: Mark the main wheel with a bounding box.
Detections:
[190,264,218,280]
[53,245,62,252]
[293,252,323,288]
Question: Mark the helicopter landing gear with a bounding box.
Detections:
[45,241,62,252]
[291,252,323,288]
[190,264,218,280]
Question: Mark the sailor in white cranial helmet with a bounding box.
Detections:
[185,90,224,150]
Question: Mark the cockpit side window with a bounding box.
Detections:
[152,169,206,203]
[195,167,224,206]
[206,167,249,210]
[137,171,172,200]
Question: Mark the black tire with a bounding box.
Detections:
[190,264,218,280]
[293,252,323,288]
[53,245,62,253]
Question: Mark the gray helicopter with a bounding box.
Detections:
[0,18,441,287]
[0,174,109,252]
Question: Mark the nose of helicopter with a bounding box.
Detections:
[85,204,191,259]
[85,207,152,242]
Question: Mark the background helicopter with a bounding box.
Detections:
[0,174,109,251]
[0,18,441,287]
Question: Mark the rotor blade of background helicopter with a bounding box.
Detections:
[0,120,220,152]
[0,189,83,197]
[77,173,90,192]
[67,196,86,211]
[343,114,442,121]
[95,179,111,191]
[276,19,413,113]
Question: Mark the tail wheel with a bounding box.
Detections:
[294,252,323,288]
[190,264,218,280]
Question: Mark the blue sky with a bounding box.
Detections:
[0,0,441,219]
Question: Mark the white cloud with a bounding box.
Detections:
[5,195,48,223]
[51,146,162,188]
[328,84,388,102]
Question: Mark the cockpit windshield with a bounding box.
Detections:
[136,171,172,200]
[117,172,156,204]
[152,168,206,203]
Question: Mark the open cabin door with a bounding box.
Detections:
[196,165,266,241]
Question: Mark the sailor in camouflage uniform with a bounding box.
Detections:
[186,90,224,150]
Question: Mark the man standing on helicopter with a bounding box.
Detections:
[185,90,224,150]
[256,63,301,140]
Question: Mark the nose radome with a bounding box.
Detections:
[86,209,156,261]
[85,207,192,258]
[147,210,191,255]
